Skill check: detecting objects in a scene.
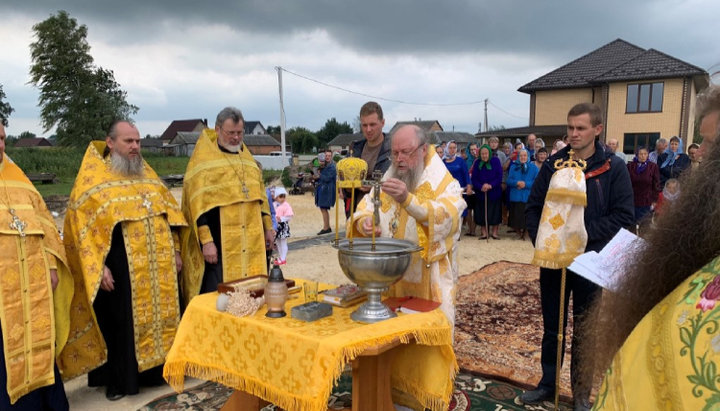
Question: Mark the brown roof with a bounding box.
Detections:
[160,119,206,141]
[518,39,707,93]
[389,120,443,134]
[15,137,53,147]
[476,125,567,139]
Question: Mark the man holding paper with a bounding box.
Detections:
[522,103,634,409]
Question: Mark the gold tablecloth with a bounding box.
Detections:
[163,284,457,411]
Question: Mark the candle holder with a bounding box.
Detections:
[265,264,288,318]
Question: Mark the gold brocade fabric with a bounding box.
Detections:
[0,160,73,404]
[60,141,187,378]
[531,167,588,269]
[164,289,457,411]
[180,129,272,305]
[594,255,720,410]
[350,147,466,325]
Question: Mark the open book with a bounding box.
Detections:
[568,228,645,292]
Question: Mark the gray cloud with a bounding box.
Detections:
[5,0,716,65]
[1,1,718,137]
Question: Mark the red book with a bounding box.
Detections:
[383,296,441,314]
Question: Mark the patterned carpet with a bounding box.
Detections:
[454,260,573,397]
[141,372,573,410]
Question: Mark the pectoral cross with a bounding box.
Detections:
[242,183,250,199]
[142,197,152,212]
[8,209,26,237]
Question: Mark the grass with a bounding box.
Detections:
[9,148,284,197]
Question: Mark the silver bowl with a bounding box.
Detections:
[334,238,422,323]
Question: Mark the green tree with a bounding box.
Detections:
[286,127,318,153]
[316,117,352,148]
[0,84,14,126]
[29,11,138,147]
[18,131,37,140]
[266,125,281,137]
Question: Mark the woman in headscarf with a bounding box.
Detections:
[471,144,503,239]
[627,146,660,225]
[442,141,472,227]
[506,149,538,240]
[533,147,548,170]
[658,136,690,185]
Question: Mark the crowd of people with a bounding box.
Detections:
[1,83,718,411]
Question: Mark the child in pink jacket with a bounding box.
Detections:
[273,187,294,265]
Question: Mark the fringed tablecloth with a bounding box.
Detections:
[163,286,456,411]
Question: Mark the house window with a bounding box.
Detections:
[626,82,664,113]
[623,132,660,154]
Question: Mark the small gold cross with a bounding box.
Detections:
[242,184,250,199]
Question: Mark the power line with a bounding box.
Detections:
[280,67,486,107]
[487,100,527,120]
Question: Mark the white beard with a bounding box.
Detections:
[110,151,145,177]
[387,160,424,192]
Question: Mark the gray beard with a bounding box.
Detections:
[110,151,145,177]
[387,161,424,192]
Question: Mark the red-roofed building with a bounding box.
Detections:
[160,119,207,145]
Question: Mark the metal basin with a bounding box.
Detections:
[334,238,422,323]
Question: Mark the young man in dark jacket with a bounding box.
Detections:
[342,101,392,217]
[521,103,634,410]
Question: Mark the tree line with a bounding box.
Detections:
[0,10,354,153]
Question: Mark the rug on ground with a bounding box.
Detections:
[140,372,572,410]
[454,260,573,398]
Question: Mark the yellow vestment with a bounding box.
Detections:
[594,255,720,410]
[0,159,73,404]
[180,129,272,305]
[60,141,187,378]
[351,147,466,326]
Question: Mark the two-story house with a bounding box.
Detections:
[479,39,708,155]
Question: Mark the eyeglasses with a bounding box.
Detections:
[391,144,424,160]
[221,128,244,137]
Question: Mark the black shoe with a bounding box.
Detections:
[317,228,332,235]
[519,387,553,404]
[574,398,592,411]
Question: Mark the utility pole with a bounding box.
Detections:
[276,66,287,161]
[484,98,489,132]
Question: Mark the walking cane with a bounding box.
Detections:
[484,190,489,243]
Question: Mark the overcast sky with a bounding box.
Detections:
[1,1,718,138]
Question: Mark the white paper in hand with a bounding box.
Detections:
[568,228,645,291]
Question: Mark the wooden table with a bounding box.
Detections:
[221,336,407,411]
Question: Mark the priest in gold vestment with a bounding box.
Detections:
[0,123,72,409]
[61,121,187,401]
[584,85,720,410]
[352,125,466,326]
[180,107,275,305]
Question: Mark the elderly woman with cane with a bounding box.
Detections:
[471,144,503,240]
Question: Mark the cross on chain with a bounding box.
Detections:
[8,209,26,237]
[142,197,152,212]
[242,184,250,199]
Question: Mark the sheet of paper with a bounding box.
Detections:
[568,228,645,291]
